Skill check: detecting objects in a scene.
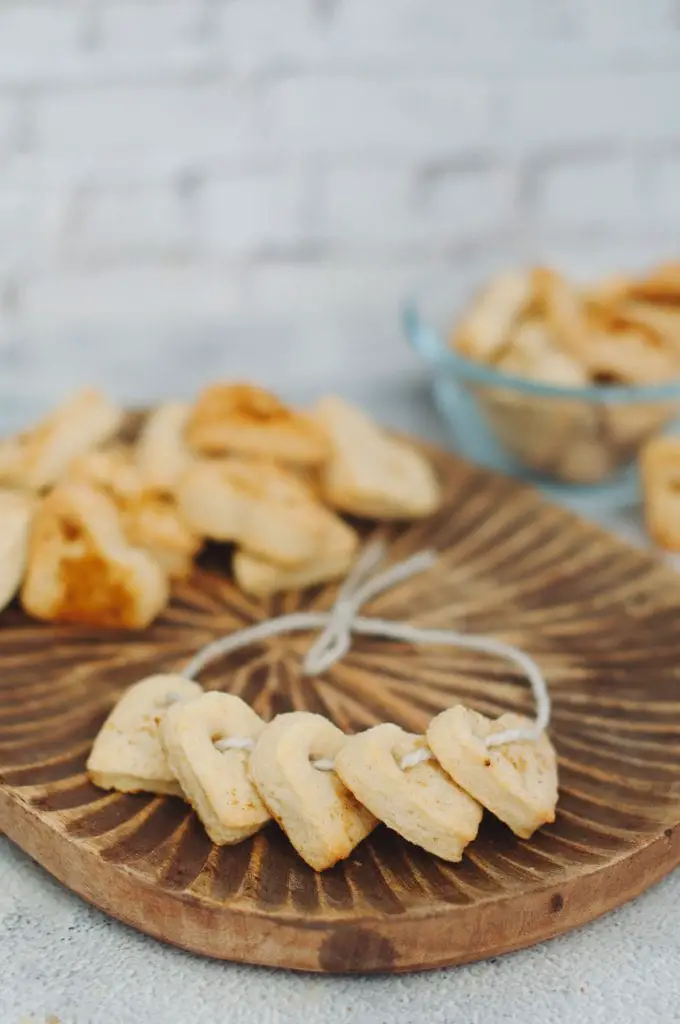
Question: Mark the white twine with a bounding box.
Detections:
[214,736,256,753]
[183,540,551,771]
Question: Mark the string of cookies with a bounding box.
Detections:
[86,545,559,872]
[87,678,558,872]
[0,383,443,629]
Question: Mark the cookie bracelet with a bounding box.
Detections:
[87,541,558,872]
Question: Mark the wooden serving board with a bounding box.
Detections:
[0,448,679,973]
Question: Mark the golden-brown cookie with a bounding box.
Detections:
[186,383,329,466]
[498,319,588,386]
[427,705,558,839]
[451,271,533,363]
[87,674,202,795]
[21,482,169,629]
[335,724,483,862]
[177,457,357,567]
[123,494,201,581]
[313,396,442,519]
[66,445,145,506]
[588,326,677,385]
[614,301,680,359]
[0,388,123,492]
[67,446,200,579]
[628,261,680,304]
[161,692,270,844]
[532,267,593,367]
[248,712,376,871]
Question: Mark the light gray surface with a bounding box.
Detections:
[1,375,678,1024]
[1,836,679,1024]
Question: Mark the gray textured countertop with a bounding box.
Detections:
[1,372,678,1024]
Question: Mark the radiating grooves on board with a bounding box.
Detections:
[0,444,680,937]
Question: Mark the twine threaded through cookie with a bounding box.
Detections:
[183,540,551,768]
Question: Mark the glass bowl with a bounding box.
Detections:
[403,275,680,516]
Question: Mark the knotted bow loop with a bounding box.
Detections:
[301,541,437,676]
[181,541,551,751]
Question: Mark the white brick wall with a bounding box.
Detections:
[530,156,642,231]
[322,164,516,250]
[199,173,311,255]
[0,0,678,406]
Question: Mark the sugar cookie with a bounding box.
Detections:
[161,691,269,844]
[87,674,202,795]
[452,270,533,363]
[178,457,357,568]
[248,711,376,871]
[427,706,558,839]
[0,388,123,492]
[21,483,169,629]
[186,383,328,466]
[122,493,201,581]
[314,396,441,520]
[335,724,483,861]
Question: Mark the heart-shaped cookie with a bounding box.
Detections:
[313,395,441,519]
[122,493,201,581]
[161,691,270,845]
[248,712,376,871]
[427,705,558,839]
[21,482,170,629]
[66,449,201,581]
[0,387,123,492]
[177,457,357,568]
[186,382,329,466]
[335,723,483,862]
[87,675,202,796]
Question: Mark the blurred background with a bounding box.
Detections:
[0,0,678,421]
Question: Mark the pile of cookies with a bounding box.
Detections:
[452,261,680,386]
[87,675,559,871]
[0,384,442,629]
[450,262,680,483]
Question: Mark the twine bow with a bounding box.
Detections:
[182,540,551,756]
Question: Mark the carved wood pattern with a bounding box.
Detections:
[0,449,679,972]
